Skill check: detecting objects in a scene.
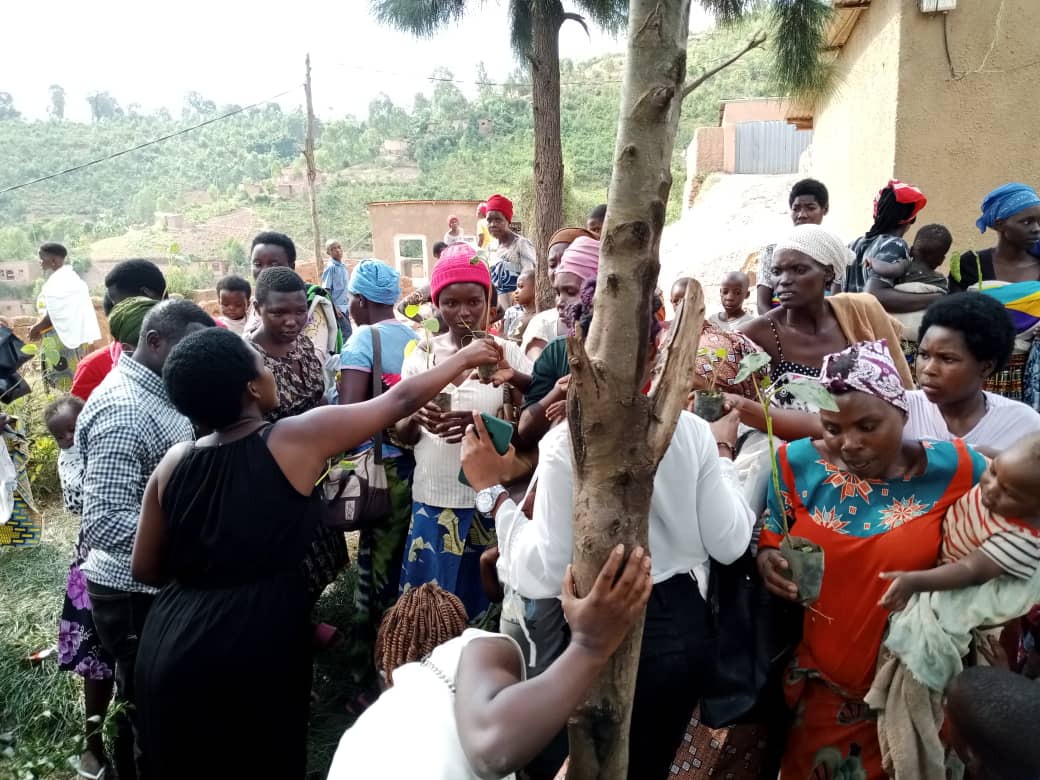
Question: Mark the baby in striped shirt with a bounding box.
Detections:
[880,433,1040,611]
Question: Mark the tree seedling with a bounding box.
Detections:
[691,346,729,422]
[733,351,838,604]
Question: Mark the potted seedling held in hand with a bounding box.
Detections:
[691,346,729,422]
[732,351,838,605]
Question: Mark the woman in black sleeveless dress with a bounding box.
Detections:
[131,328,501,779]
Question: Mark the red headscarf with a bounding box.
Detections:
[876,179,927,224]
[486,194,513,223]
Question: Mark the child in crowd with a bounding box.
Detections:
[880,431,1040,611]
[215,274,252,335]
[708,271,755,332]
[944,666,1040,779]
[869,223,951,294]
[501,269,535,344]
[46,395,116,780]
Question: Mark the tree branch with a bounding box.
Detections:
[561,11,590,40]
[647,279,705,461]
[681,31,768,101]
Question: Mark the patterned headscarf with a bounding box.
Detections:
[108,296,160,345]
[976,183,1040,233]
[819,339,908,412]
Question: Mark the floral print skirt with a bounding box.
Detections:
[58,536,114,679]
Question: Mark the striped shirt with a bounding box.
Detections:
[941,483,1040,579]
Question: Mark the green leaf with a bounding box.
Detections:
[948,252,961,284]
[784,379,839,411]
[733,351,772,383]
[19,343,37,356]
[169,242,180,255]
[404,304,420,318]
[422,317,440,334]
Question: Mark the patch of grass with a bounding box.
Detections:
[0,507,81,780]
[0,509,369,780]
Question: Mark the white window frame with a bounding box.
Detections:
[393,233,429,278]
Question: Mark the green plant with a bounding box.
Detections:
[403,305,440,368]
[732,351,837,537]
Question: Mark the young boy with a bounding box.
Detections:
[216,274,251,335]
[708,271,755,332]
[944,666,1040,779]
[869,223,951,294]
[501,268,535,344]
[880,431,1040,611]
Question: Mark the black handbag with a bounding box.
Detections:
[698,549,803,729]
[322,326,392,532]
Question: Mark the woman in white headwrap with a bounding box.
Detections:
[737,224,912,410]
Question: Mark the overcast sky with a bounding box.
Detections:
[2,1,713,122]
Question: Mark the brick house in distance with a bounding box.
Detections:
[368,199,483,282]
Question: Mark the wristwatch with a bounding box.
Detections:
[475,485,507,515]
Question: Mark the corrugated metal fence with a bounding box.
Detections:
[735,121,813,175]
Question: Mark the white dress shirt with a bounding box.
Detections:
[495,411,754,600]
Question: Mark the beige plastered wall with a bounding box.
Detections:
[806,0,902,242]
[894,0,1040,254]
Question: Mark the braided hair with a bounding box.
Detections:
[375,583,468,685]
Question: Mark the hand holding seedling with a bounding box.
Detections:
[756,548,799,601]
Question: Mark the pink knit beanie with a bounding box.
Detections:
[431,243,491,304]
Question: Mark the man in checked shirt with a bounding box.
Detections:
[76,299,215,780]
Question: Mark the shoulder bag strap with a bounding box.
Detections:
[370,325,384,465]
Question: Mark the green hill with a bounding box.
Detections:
[0,16,775,265]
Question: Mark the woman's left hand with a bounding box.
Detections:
[878,571,917,611]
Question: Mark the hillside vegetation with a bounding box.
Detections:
[0,17,774,269]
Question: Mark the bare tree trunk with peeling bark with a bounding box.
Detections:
[530,2,566,312]
[564,1,704,777]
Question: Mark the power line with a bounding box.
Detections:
[0,87,301,196]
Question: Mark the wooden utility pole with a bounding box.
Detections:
[303,54,323,277]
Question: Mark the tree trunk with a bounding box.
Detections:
[530,2,565,312]
[566,1,697,778]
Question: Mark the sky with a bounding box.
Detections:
[2,1,713,122]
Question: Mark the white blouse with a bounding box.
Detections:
[404,337,532,508]
[495,411,755,600]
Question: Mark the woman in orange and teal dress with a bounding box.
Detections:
[757,340,986,779]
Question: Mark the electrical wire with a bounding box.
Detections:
[0,87,301,195]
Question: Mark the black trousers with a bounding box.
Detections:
[629,573,716,780]
[87,581,155,780]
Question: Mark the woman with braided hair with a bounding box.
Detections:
[847,179,927,293]
[374,582,468,686]
[329,543,653,780]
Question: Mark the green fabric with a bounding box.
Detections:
[522,336,569,409]
[884,562,1040,692]
[108,296,160,345]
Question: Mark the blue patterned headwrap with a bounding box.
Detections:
[977,183,1040,233]
[348,259,401,305]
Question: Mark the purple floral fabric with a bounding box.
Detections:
[58,533,114,680]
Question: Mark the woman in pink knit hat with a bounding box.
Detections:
[395,242,534,627]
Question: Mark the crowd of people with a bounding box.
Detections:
[3,181,1040,780]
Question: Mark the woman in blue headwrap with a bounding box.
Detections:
[337,259,420,683]
[952,183,1040,401]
